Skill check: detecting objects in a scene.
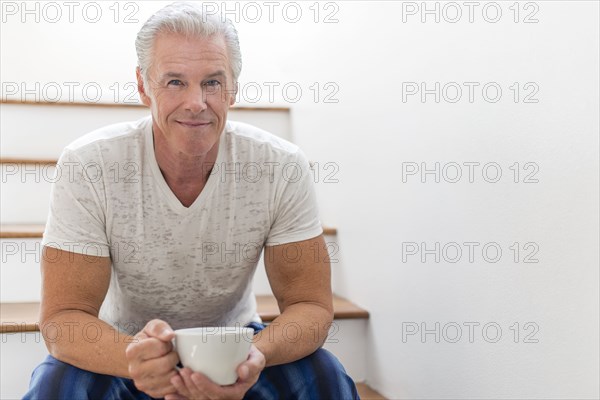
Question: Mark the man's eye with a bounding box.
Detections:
[167,79,183,86]
[204,80,221,87]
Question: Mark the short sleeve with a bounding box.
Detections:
[265,150,323,246]
[42,148,111,257]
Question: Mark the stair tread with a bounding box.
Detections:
[256,294,369,322]
[0,157,57,164]
[0,224,46,238]
[0,295,368,333]
[0,224,337,237]
[356,383,386,399]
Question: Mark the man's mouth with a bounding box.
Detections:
[177,120,211,128]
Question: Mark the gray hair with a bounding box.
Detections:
[135,2,242,88]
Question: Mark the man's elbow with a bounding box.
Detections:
[39,309,89,362]
[309,301,334,346]
[40,318,66,361]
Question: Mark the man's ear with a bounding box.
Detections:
[136,67,152,107]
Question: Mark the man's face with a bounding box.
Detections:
[137,32,236,157]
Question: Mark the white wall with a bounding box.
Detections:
[1,1,599,398]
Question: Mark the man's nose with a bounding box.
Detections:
[183,86,208,112]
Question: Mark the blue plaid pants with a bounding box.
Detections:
[23,324,359,400]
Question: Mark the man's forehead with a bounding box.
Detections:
[151,32,231,77]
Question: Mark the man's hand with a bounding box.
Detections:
[125,319,180,398]
[165,345,266,400]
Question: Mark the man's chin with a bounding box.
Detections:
[178,138,220,158]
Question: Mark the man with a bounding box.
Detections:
[24,2,358,399]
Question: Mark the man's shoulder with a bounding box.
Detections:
[65,115,151,154]
[225,120,299,155]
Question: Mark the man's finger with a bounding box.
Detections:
[236,346,265,381]
[137,351,180,376]
[126,337,174,361]
[164,393,187,400]
[127,351,179,396]
[171,373,191,398]
[143,319,175,341]
[181,368,213,397]
[238,365,250,381]
[139,338,176,361]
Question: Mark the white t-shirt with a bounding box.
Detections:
[42,116,322,332]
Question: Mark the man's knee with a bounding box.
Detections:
[24,355,70,399]
[306,348,359,398]
[248,348,359,399]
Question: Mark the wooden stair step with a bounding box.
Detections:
[0,158,57,165]
[0,224,336,238]
[256,294,369,322]
[356,383,387,400]
[0,224,46,238]
[0,302,39,333]
[1,294,368,334]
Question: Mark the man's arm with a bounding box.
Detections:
[39,246,132,376]
[254,234,334,366]
[40,246,180,398]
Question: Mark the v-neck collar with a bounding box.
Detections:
[144,118,227,215]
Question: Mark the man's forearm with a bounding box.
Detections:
[42,310,134,378]
[253,302,333,367]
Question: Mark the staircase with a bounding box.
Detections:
[0,101,382,399]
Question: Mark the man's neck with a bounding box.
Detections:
[152,130,219,207]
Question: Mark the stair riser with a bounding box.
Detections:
[1,166,54,224]
[0,239,42,302]
[323,318,367,381]
[1,104,150,159]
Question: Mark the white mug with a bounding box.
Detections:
[173,326,254,385]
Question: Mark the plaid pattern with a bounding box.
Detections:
[23,323,359,400]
